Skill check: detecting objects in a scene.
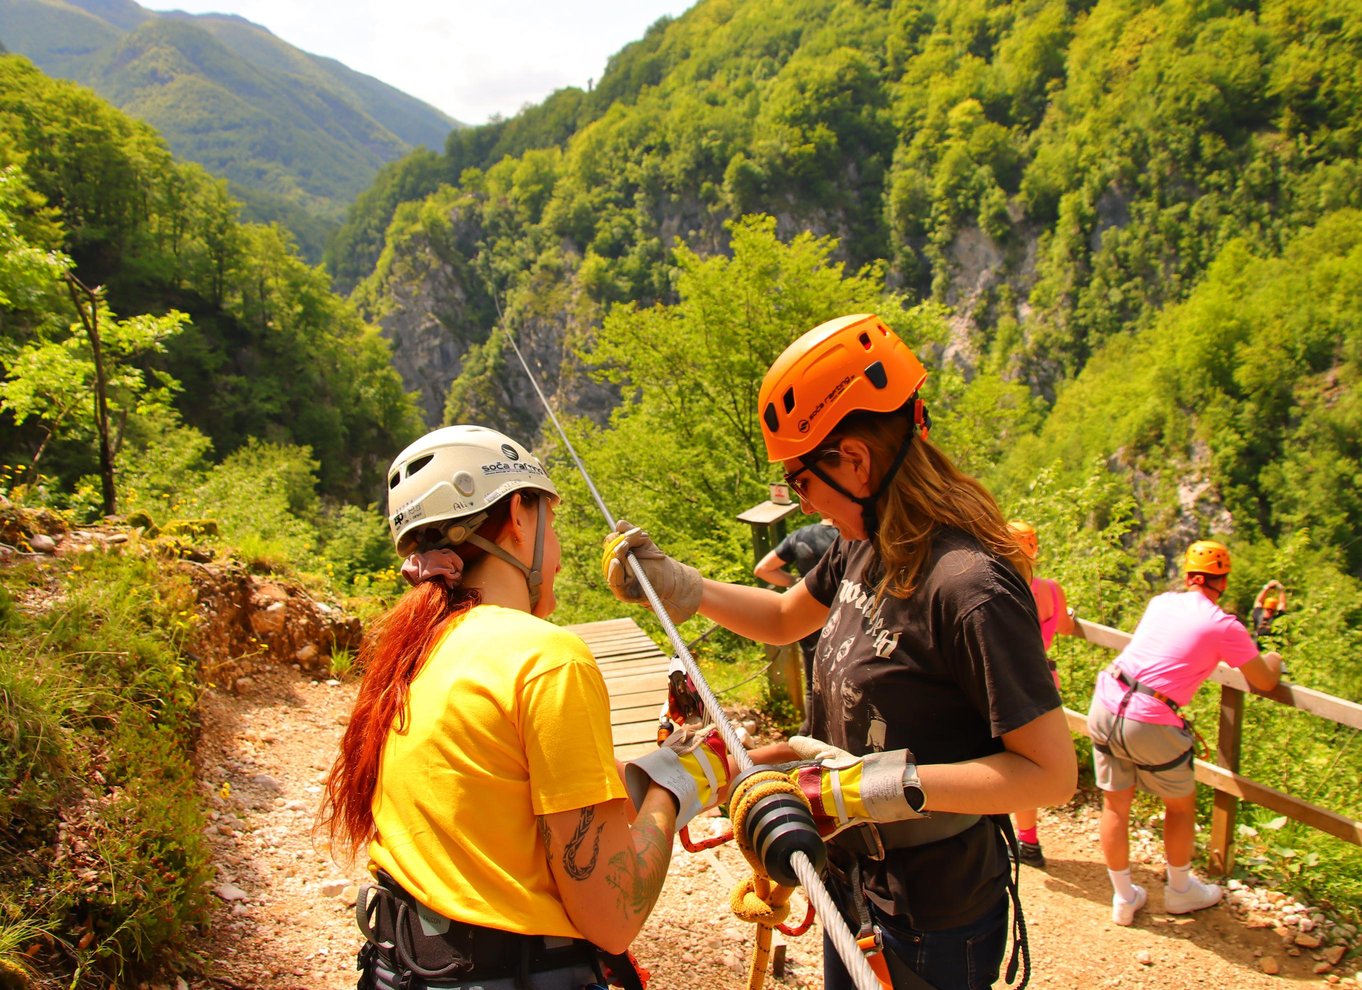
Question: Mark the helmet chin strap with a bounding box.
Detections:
[460,495,546,609]
[803,414,918,541]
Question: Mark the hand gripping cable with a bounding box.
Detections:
[505,329,887,990]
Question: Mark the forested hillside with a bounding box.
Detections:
[0,54,421,533]
[2,1,1362,985]
[342,0,1360,419]
[0,0,456,259]
[337,0,1362,918]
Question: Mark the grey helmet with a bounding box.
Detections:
[387,425,559,605]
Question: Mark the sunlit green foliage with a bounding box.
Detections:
[0,55,422,506]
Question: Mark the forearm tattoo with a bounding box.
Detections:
[605,813,670,915]
[562,807,604,880]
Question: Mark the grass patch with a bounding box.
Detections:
[0,547,212,987]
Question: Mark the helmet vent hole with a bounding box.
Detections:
[864,360,888,389]
[406,454,434,478]
[763,402,780,433]
[388,472,401,490]
[782,387,796,413]
[858,332,872,349]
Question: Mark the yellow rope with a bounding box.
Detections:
[727,771,812,990]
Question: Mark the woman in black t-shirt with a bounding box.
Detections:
[602,314,1077,990]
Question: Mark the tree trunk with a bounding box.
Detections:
[65,274,116,516]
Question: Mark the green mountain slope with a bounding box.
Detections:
[0,55,423,505]
[0,0,456,260]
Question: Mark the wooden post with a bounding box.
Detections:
[736,497,801,567]
[737,497,804,719]
[1208,683,1244,875]
[766,641,805,714]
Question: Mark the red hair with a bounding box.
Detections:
[318,582,479,860]
[317,500,517,861]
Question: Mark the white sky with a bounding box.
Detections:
[144,1,696,124]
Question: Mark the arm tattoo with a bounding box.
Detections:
[536,816,552,869]
[605,814,670,916]
[562,807,604,880]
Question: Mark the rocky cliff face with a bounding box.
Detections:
[359,195,1059,438]
[360,202,620,437]
[361,199,497,425]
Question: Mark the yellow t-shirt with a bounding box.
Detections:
[368,604,627,937]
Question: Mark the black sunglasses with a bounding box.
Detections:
[783,448,839,499]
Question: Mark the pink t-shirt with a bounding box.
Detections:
[1095,591,1259,726]
[1031,577,1061,650]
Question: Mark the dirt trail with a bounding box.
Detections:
[183,664,1347,990]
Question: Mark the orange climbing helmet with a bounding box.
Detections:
[1008,520,1038,560]
[758,314,929,462]
[1184,539,1231,576]
[1263,596,1279,610]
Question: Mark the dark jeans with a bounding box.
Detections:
[823,894,1009,990]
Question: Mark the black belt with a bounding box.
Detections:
[1093,667,1194,773]
[1107,665,1180,713]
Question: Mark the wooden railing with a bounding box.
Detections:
[1065,617,1362,873]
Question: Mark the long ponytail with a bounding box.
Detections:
[318,581,479,860]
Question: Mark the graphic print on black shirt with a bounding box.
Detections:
[801,527,1062,927]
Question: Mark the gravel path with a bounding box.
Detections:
[181,665,1355,990]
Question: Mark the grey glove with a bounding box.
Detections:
[601,520,703,624]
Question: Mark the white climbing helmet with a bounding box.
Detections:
[386,427,559,601]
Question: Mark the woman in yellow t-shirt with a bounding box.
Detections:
[320,426,731,990]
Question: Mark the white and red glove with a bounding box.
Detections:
[625,724,731,828]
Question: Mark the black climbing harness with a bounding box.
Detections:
[824,814,1032,990]
[355,873,644,990]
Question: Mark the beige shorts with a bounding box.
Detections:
[1087,695,1195,799]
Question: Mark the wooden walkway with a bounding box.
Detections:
[567,617,670,761]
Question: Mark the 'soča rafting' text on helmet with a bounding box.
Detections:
[387,425,558,556]
[1184,539,1231,576]
[758,313,928,463]
[1008,520,1039,560]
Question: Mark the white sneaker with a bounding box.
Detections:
[1164,874,1222,914]
[1111,884,1147,926]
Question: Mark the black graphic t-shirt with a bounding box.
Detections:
[803,527,1061,928]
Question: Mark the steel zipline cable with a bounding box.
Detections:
[503,328,884,990]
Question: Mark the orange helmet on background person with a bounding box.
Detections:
[759,313,929,463]
[1264,596,1279,610]
[1008,520,1038,560]
[1184,539,1232,576]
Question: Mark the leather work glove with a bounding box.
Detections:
[601,520,703,624]
[784,742,926,838]
[625,724,732,829]
[788,735,854,763]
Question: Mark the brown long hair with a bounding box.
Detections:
[317,503,512,861]
[827,409,1031,598]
